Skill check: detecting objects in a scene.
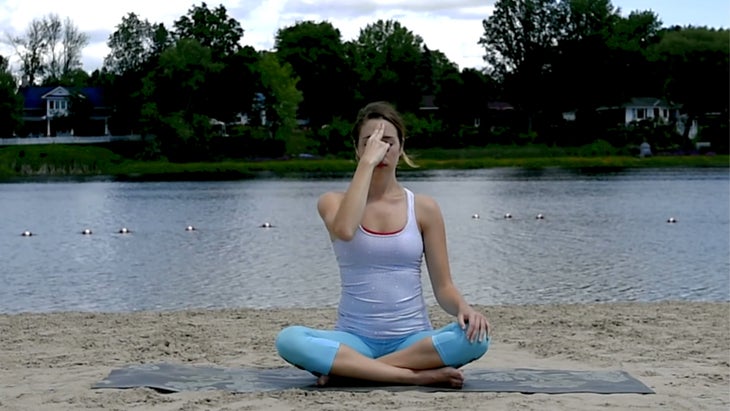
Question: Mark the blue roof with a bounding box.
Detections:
[19,86,108,109]
[19,86,54,108]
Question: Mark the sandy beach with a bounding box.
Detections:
[0,301,728,410]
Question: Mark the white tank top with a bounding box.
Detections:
[332,188,433,338]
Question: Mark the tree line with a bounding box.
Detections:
[0,0,727,161]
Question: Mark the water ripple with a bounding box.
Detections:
[1,170,728,313]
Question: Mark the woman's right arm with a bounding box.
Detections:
[318,161,375,241]
[318,123,388,241]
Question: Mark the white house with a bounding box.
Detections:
[598,97,698,138]
[19,86,111,137]
[621,97,677,124]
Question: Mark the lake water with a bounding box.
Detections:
[1,168,728,314]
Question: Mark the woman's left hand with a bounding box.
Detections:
[458,308,490,343]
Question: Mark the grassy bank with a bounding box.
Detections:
[0,144,727,180]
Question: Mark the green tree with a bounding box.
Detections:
[650,26,730,149]
[140,39,224,160]
[479,0,565,134]
[349,20,425,112]
[55,68,90,87]
[172,2,243,61]
[0,56,23,136]
[102,16,171,135]
[552,0,620,110]
[275,20,354,129]
[457,68,495,124]
[414,47,465,145]
[546,0,622,145]
[104,12,164,75]
[415,46,464,109]
[208,45,261,123]
[606,10,663,99]
[152,38,223,114]
[171,2,248,125]
[453,68,504,144]
[256,52,303,148]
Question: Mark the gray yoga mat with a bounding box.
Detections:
[92,363,655,394]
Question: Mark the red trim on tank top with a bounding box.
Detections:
[361,225,403,235]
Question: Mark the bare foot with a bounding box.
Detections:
[316,374,369,387]
[315,368,464,388]
[412,367,464,388]
[316,374,330,386]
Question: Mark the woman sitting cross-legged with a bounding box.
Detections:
[275,101,490,388]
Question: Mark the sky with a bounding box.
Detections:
[0,0,728,74]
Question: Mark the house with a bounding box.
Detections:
[476,101,515,128]
[233,92,267,126]
[420,96,516,127]
[597,97,698,138]
[18,86,112,137]
[419,95,439,111]
[622,97,679,125]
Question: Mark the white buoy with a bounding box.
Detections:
[260,222,273,228]
[118,227,131,234]
[536,214,544,220]
[82,228,93,235]
[471,214,480,219]
[21,230,32,237]
[185,225,196,231]
[667,217,677,223]
[504,213,512,219]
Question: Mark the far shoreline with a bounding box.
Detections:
[0,143,727,180]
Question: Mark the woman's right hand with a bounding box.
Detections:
[359,122,392,167]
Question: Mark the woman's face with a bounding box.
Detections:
[357,118,401,168]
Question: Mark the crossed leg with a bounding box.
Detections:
[319,336,464,388]
[276,323,487,388]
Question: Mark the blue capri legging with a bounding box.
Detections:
[275,322,489,376]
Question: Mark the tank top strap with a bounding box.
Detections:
[404,188,417,231]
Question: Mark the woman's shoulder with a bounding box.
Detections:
[317,191,345,211]
[318,191,345,202]
[414,193,442,216]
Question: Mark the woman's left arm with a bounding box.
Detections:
[417,194,490,343]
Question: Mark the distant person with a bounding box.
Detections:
[639,141,652,158]
[275,101,490,388]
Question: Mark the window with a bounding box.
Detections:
[49,100,68,110]
[636,108,646,119]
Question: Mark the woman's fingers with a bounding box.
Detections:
[367,123,384,143]
[465,313,489,342]
[363,123,390,164]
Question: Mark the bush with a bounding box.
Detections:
[576,139,618,157]
[316,117,353,157]
[402,112,445,149]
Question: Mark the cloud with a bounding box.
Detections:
[0,0,491,73]
[236,1,493,69]
[286,0,489,17]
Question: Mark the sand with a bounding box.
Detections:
[0,302,728,411]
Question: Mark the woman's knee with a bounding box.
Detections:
[468,336,490,359]
[433,323,490,367]
[275,325,308,358]
[275,326,341,375]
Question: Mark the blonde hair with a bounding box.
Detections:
[351,101,418,168]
